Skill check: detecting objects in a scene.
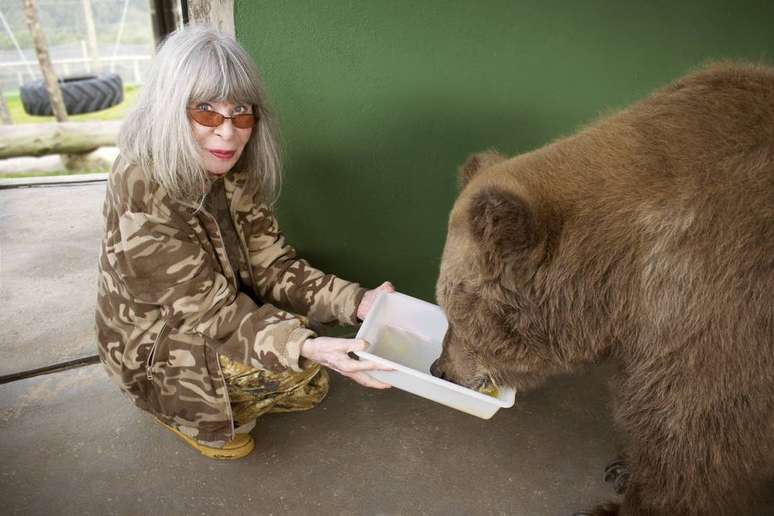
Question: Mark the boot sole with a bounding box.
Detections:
[155,418,255,460]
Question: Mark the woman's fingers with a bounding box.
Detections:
[301,336,393,388]
[378,281,395,292]
[348,338,369,353]
[343,371,392,389]
[336,357,392,373]
[342,339,394,372]
[356,282,395,320]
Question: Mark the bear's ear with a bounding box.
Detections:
[458,149,506,191]
[468,187,543,279]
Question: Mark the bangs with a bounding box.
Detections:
[188,43,260,106]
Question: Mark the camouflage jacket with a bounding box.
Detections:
[96,157,366,446]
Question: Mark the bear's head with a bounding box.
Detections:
[432,151,561,393]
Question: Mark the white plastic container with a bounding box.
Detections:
[354,292,515,419]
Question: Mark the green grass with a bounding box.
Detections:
[5,84,138,123]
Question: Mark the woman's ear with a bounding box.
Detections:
[468,186,544,280]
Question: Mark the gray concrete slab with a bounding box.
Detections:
[0,173,108,188]
[0,182,105,377]
[2,181,771,515]
[1,361,623,515]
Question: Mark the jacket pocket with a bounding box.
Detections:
[145,321,169,380]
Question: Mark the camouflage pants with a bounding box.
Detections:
[218,355,329,432]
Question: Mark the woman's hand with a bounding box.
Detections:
[357,281,395,320]
[300,337,392,389]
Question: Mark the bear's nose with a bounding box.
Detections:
[430,359,445,379]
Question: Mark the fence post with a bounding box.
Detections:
[23,0,68,122]
[81,40,90,73]
[81,0,100,72]
[0,90,12,124]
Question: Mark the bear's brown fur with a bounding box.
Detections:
[433,62,774,515]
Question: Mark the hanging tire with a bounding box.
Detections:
[19,73,124,116]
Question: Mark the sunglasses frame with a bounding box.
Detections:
[187,108,258,129]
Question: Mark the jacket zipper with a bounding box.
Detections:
[227,189,258,292]
[214,353,236,440]
[198,206,239,293]
[235,222,257,293]
[199,198,239,440]
[146,321,168,380]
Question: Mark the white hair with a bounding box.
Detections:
[118,25,281,205]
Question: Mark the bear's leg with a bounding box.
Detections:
[617,451,749,515]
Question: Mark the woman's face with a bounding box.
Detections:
[189,100,254,177]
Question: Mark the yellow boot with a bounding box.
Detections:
[155,418,255,460]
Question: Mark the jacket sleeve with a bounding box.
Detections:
[111,199,314,373]
[243,202,367,325]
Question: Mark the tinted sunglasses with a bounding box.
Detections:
[188,109,258,129]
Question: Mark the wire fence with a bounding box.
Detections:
[0,51,151,91]
[0,0,156,93]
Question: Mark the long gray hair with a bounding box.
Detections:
[118,25,281,205]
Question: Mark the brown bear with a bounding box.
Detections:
[431,62,774,515]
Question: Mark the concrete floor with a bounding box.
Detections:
[2,180,770,515]
[0,180,622,514]
[0,181,105,376]
[1,361,619,515]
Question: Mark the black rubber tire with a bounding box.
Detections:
[20,73,124,116]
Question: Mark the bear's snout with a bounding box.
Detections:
[430,358,446,379]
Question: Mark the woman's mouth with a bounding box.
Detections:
[209,149,236,160]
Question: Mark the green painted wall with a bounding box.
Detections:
[234,1,773,302]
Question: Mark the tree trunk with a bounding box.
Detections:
[0,121,120,158]
[0,90,12,124]
[23,0,68,122]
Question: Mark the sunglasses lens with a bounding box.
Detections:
[189,109,257,129]
[232,114,257,129]
[189,110,223,127]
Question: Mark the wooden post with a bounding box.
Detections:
[0,90,12,125]
[187,0,235,35]
[23,0,68,122]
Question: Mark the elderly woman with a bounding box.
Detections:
[96,26,393,460]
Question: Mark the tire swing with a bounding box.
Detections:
[20,73,124,116]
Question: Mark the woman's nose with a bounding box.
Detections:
[214,119,235,139]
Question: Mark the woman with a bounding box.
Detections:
[96,26,393,460]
